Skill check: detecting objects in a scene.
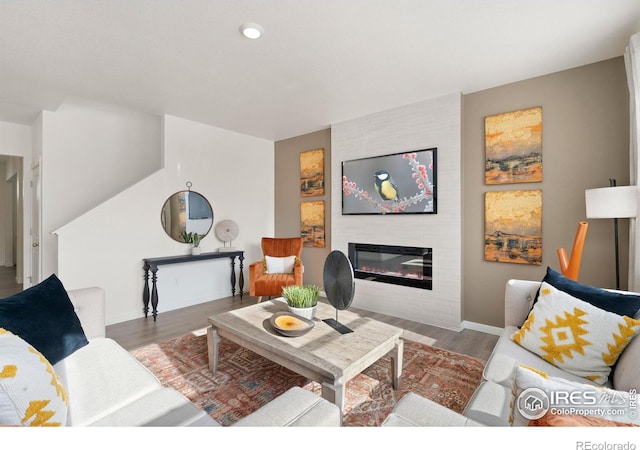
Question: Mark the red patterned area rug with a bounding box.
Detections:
[132,330,485,426]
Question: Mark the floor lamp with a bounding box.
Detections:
[585,179,638,289]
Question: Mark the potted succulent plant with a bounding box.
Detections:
[181,231,202,255]
[281,284,320,320]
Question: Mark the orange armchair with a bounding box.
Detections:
[249,237,304,303]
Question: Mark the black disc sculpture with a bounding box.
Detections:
[322,250,355,334]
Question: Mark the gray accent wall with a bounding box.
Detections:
[274,129,332,288]
[463,56,630,327]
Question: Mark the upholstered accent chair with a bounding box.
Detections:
[249,237,304,303]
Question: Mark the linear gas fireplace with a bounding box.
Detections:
[348,243,432,290]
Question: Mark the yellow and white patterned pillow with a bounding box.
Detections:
[511,281,640,384]
[510,365,640,426]
[0,328,68,426]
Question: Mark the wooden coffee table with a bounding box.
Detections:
[206,298,404,413]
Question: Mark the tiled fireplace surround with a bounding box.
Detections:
[332,93,462,331]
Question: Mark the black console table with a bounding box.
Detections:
[142,250,244,321]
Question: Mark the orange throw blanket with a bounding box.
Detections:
[530,413,638,427]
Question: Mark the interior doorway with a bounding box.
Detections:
[0,155,25,289]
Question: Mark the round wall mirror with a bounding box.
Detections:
[161,188,214,243]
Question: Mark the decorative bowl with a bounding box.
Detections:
[269,311,315,337]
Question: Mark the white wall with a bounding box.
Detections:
[41,98,162,277]
[56,115,274,325]
[331,93,463,330]
[0,121,31,154]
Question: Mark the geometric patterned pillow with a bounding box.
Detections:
[511,282,640,385]
[0,328,68,426]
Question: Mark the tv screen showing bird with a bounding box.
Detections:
[341,148,437,215]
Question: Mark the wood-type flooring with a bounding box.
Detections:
[0,266,499,361]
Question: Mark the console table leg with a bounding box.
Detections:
[207,326,221,372]
[150,265,159,322]
[239,254,244,300]
[142,263,150,318]
[391,338,404,390]
[230,257,237,297]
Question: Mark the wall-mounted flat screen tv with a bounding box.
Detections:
[342,148,437,215]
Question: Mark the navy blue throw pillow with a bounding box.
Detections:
[0,274,88,364]
[541,267,640,318]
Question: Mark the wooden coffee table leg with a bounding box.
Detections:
[390,338,404,389]
[321,380,345,412]
[207,326,221,372]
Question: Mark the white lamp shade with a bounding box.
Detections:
[585,185,639,219]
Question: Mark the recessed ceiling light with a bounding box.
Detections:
[240,23,264,39]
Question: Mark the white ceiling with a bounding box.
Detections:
[1,0,639,141]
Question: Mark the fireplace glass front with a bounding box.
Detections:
[348,243,432,290]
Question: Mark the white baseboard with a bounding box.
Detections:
[318,291,504,336]
[461,320,503,336]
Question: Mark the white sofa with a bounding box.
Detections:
[383,278,640,427]
[57,286,341,426]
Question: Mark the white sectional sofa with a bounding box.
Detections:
[383,274,640,427]
[7,271,638,427]
[65,286,341,426]
[53,287,214,426]
[0,276,341,427]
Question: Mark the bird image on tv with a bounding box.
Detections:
[342,148,437,214]
[374,170,399,202]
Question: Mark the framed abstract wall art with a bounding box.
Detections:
[301,200,325,248]
[484,190,542,265]
[300,148,325,197]
[485,106,542,185]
